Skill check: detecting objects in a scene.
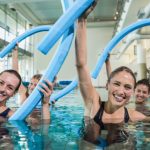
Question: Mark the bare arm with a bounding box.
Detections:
[105,53,111,79]
[12,44,19,71]
[12,44,27,104]
[129,109,147,122]
[38,79,54,122]
[75,18,100,118]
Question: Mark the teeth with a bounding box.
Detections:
[115,95,122,100]
[114,95,124,102]
[0,93,6,96]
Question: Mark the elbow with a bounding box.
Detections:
[75,62,87,69]
[75,58,87,68]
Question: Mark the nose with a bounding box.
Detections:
[138,91,144,97]
[118,86,125,95]
[0,84,6,92]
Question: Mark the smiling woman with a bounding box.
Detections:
[135,79,150,104]
[0,69,53,121]
[75,2,150,128]
[0,70,22,118]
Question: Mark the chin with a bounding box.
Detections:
[111,100,125,107]
[136,100,144,104]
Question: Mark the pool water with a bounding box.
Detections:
[1,88,150,150]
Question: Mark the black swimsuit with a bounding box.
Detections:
[0,108,11,118]
[94,102,130,129]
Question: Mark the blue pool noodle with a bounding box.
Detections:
[50,19,150,103]
[37,0,95,54]
[8,3,150,119]
[9,0,75,120]
[91,19,150,78]
[0,25,51,58]
[50,79,78,102]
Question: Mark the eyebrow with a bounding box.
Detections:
[0,79,16,90]
[8,84,16,89]
[113,80,133,86]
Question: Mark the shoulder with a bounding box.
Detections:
[8,109,14,118]
[128,109,146,122]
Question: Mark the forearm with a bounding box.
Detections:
[12,45,19,71]
[75,19,91,83]
[75,19,98,104]
[42,103,50,122]
[105,59,111,79]
[75,19,87,68]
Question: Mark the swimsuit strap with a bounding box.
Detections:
[0,108,11,118]
[94,102,105,129]
[124,107,130,123]
[94,102,130,127]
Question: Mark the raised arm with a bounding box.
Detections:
[75,19,98,101]
[12,44,19,71]
[75,2,100,117]
[105,53,112,79]
[12,44,27,104]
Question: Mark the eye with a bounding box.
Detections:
[29,83,33,86]
[125,85,132,90]
[7,86,15,91]
[0,80,4,84]
[137,89,141,93]
[143,91,148,94]
[113,82,120,86]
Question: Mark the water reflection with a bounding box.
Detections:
[127,100,150,116]
[1,89,150,149]
[79,118,134,149]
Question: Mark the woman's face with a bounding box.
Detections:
[107,71,135,107]
[28,78,39,95]
[135,84,149,103]
[0,72,20,102]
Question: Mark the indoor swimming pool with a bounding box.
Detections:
[1,88,150,150]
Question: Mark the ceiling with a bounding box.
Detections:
[0,0,149,35]
[0,0,125,26]
[0,0,149,58]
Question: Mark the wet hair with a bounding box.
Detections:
[108,66,136,88]
[135,79,150,93]
[31,74,42,81]
[0,69,22,92]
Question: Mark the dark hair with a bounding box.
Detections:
[135,79,150,93]
[31,74,42,81]
[0,69,22,92]
[108,66,136,88]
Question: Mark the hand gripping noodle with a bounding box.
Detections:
[37,0,95,54]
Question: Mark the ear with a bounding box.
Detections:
[106,82,108,90]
